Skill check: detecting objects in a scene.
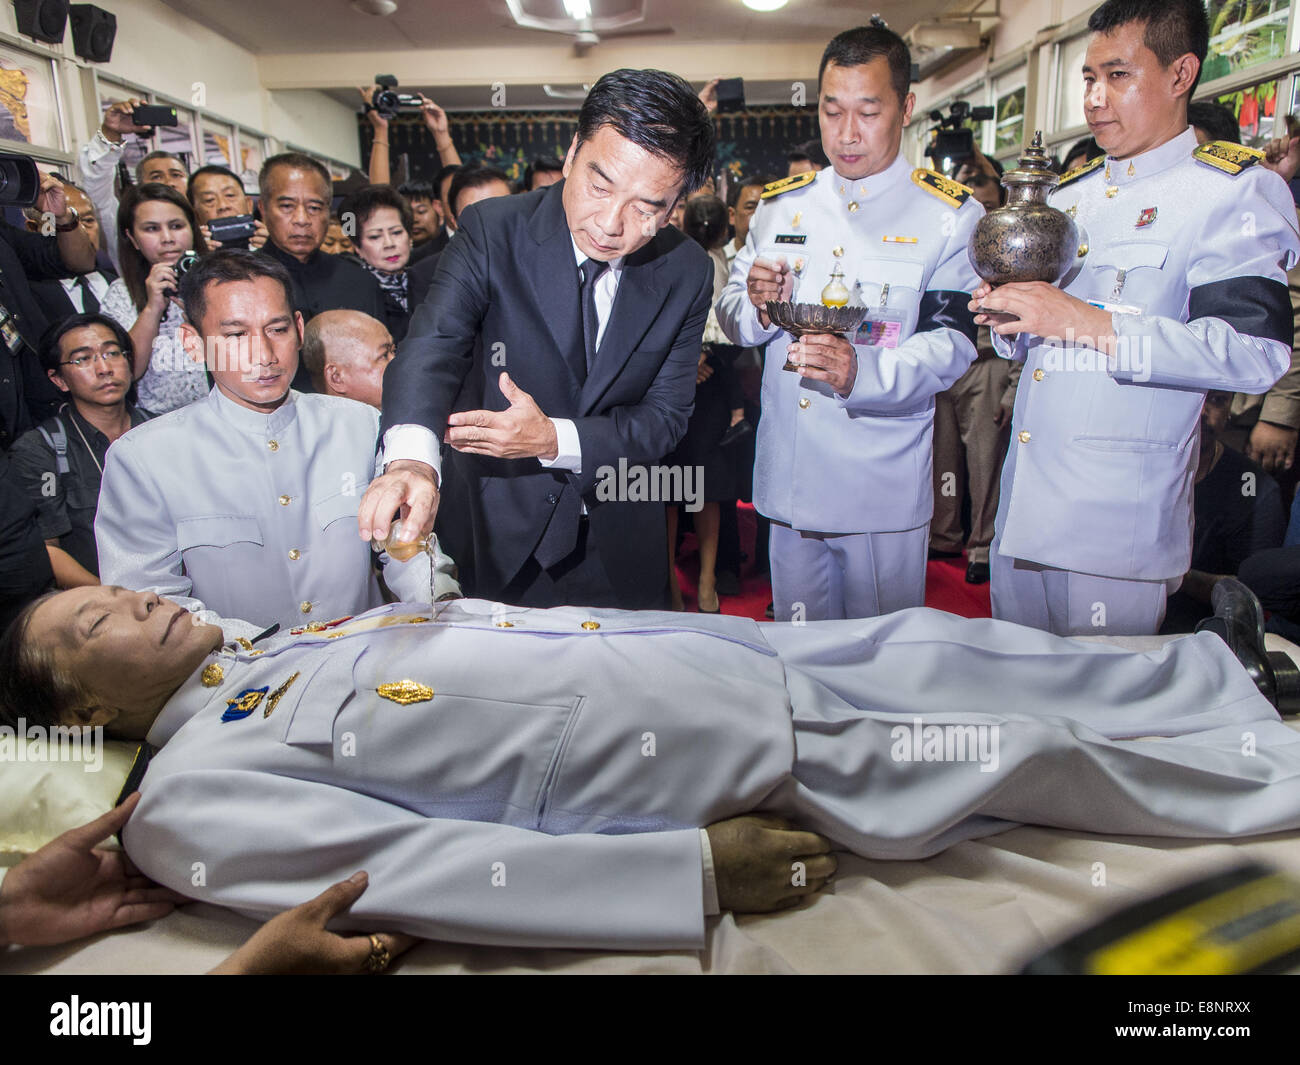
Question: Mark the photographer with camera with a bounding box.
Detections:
[189,164,268,252]
[361,79,462,190]
[101,184,206,415]
[77,98,191,272]
[1,162,98,450]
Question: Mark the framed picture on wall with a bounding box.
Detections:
[1201,0,1292,83]
[0,44,62,150]
[994,85,1026,154]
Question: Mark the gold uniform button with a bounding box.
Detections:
[300,601,313,614]
[847,201,859,213]
[288,549,300,560]
[1105,187,1118,198]
[279,494,291,506]
[495,620,514,628]
[798,397,811,410]
[1076,243,1089,257]
[268,440,279,451]
[1018,430,1031,444]
[581,620,600,630]
[1032,369,1045,382]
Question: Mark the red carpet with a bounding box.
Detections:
[674,503,993,621]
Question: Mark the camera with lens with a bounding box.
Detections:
[925,101,996,164]
[207,213,257,249]
[370,75,423,121]
[163,250,202,299]
[0,150,42,207]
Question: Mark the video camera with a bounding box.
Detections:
[925,101,995,164]
[370,75,423,121]
[0,150,42,207]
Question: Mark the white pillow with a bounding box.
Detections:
[0,740,136,854]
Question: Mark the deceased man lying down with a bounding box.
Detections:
[4,583,1300,952]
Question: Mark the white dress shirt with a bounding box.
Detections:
[60,271,112,314]
[381,236,623,482]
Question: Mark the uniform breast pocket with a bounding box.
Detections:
[1089,240,1169,308]
[175,515,263,583]
[176,515,263,554]
[313,488,363,532]
[856,257,925,309]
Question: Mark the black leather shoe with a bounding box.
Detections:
[765,600,775,619]
[965,561,990,584]
[719,419,754,449]
[1196,578,1300,715]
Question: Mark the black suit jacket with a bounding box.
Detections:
[383,181,714,606]
[30,268,118,323]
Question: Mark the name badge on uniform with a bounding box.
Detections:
[852,307,906,348]
[773,234,807,245]
[0,299,22,354]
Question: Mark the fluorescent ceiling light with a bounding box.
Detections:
[742,0,788,11]
[564,0,593,18]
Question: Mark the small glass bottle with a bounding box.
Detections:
[821,265,850,308]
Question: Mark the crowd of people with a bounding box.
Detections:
[3,0,1300,969]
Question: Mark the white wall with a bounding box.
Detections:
[0,0,360,164]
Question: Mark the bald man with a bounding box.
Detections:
[300,310,395,409]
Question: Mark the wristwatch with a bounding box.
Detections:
[55,207,80,232]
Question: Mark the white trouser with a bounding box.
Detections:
[759,608,1299,859]
[770,522,928,622]
[990,541,1172,636]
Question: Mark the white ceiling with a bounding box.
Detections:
[161,0,954,53]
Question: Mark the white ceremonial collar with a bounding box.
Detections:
[208,383,299,437]
[1104,125,1198,188]
[827,150,911,209]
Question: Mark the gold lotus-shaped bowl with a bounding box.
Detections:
[765,300,868,337]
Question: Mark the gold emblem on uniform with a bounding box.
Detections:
[882,235,918,244]
[377,679,434,705]
[910,169,972,208]
[1193,140,1265,175]
[581,620,600,630]
[759,172,815,200]
[201,663,224,687]
[236,637,254,651]
[264,671,300,717]
[1106,187,1118,198]
[1126,162,1136,176]
[832,246,844,257]
[791,211,802,227]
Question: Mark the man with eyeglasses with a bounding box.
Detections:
[8,314,150,589]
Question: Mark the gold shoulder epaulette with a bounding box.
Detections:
[1193,140,1265,176]
[911,168,972,208]
[1056,154,1105,189]
[760,171,816,199]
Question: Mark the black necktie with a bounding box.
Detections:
[75,276,99,315]
[578,257,608,377]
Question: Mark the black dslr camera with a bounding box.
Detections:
[163,249,201,299]
[925,101,995,164]
[370,75,423,121]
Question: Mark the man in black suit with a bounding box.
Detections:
[360,69,716,609]
[28,184,117,325]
